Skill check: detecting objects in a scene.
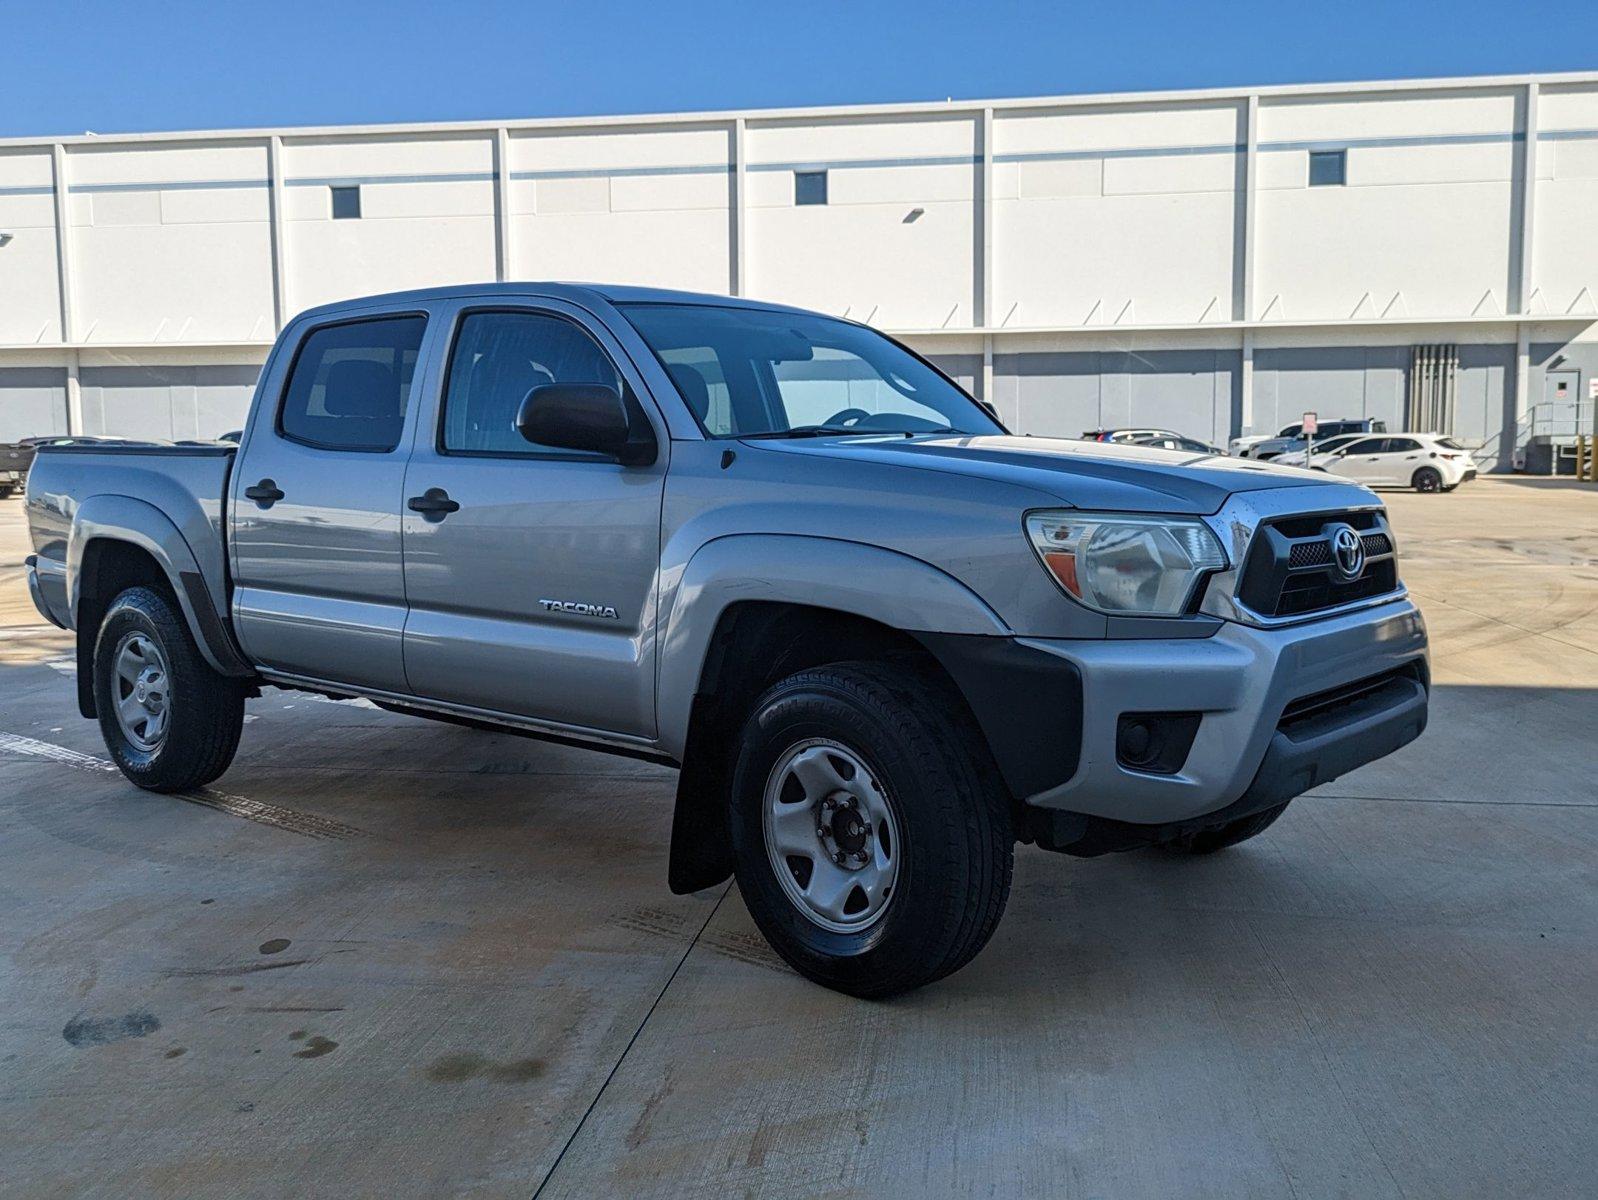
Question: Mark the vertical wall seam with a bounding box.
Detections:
[267,136,288,329]
[980,107,994,332]
[732,118,747,297]
[50,144,75,344]
[1515,83,1539,316]
[1239,95,1259,324]
[495,128,512,282]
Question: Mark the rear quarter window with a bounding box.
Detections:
[279,316,427,452]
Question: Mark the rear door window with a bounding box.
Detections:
[279,316,426,452]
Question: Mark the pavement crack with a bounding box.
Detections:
[531,884,731,1198]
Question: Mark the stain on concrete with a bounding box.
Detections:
[702,928,789,974]
[164,1047,186,1059]
[62,1010,160,1047]
[627,1071,674,1150]
[258,937,292,955]
[245,1005,343,1014]
[292,1035,338,1059]
[608,904,701,940]
[165,958,308,978]
[425,1053,545,1083]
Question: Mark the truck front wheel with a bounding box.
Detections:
[93,586,246,792]
[727,662,1013,998]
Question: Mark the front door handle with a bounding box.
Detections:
[408,488,461,519]
[244,479,285,506]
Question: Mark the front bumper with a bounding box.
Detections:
[1018,596,1428,825]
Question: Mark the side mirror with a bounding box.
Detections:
[515,383,653,464]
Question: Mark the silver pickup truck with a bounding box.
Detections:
[25,283,1429,997]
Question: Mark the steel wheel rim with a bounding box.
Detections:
[762,738,900,933]
[112,632,171,753]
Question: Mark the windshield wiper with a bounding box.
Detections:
[737,425,865,440]
[738,424,965,441]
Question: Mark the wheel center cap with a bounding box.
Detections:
[830,803,869,854]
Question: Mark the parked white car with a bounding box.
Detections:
[1272,432,1367,466]
[1234,418,1388,461]
[1305,433,1479,492]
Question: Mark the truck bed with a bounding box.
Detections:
[25,442,237,634]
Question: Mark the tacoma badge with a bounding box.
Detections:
[539,599,620,619]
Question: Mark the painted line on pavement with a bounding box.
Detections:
[0,730,367,840]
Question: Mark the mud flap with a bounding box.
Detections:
[667,694,735,894]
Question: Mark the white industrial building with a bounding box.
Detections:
[2,71,1596,470]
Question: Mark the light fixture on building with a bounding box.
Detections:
[0,230,14,247]
[903,207,925,224]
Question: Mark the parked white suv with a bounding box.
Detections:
[1306,433,1478,492]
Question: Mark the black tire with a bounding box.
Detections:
[93,586,246,792]
[1412,467,1443,493]
[1161,801,1290,855]
[727,661,1013,999]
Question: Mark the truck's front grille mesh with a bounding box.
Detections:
[1361,532,1393,557]
[1288,542,1332,568]
[1238,510,1401,619]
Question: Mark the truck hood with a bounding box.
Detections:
[745,433,1332,515]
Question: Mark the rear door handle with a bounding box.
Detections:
[244,479,285,506]
[407,488,460,519]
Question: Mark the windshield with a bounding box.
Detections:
[619,303,1003,439]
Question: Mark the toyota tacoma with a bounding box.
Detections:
[25,284,1429,997]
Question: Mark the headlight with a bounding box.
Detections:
[1025,510,1227,616]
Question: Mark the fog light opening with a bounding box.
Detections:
[1115,712,1202,775]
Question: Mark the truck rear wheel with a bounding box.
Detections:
[93,586,246,792]
[727,661,1013,998]
[1160,801,1290,854]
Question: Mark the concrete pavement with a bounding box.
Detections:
[0,479,1594,1198]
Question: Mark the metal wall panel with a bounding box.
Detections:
[993,349,1238,442]
[0,367,69,441]
[79,365,260,440]
[1252,346,1407,435]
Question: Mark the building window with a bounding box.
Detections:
[795,170,828,206]
[330,185,362,219]
[1308,150,1346,187]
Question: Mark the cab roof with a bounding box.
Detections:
[293,282,821,324]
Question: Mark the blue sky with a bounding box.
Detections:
[2,1,1595,138]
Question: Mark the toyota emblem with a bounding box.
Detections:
[1329,524,1365,580]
